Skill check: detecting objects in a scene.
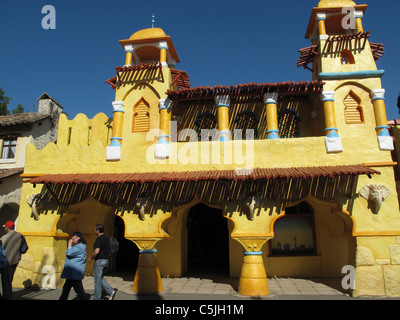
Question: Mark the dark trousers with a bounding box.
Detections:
[1,262,18,300]
[59,279,89,300]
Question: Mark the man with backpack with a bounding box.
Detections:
[0,221,28,300]
[88,224,118,300]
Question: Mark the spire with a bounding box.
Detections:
[152,14,155,28]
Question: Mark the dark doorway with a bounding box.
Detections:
[186,203,229,276]
[113,215,139,276]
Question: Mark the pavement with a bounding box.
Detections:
[9,273,355,301]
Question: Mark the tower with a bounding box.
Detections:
[106,27,181,161]
[302,0,393,153]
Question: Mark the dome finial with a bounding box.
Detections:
[151,14,155,28]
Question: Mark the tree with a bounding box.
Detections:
[12,104,24,114]
[0,87,11,116]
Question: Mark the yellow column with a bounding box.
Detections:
[106,101,124,161]
[370,89,394,151]
[132,249,163,293]
[238,251,269,296]
[124,44,134,66]
[321,91,343,153]
[263,92,280,139]
[215,95,231,141]
[110,101,124,145]
[159,41,168,67]
[316,12,327,36]
[155,98,172,159]
[355,11,364,33]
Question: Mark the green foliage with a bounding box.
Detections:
[0,87,24,115]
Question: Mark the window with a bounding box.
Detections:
[344,91,364,124]
[132,98,150,132]
[1,138,17,159]
[234,110,259,139]
[270,201,316,256]
[194,112,217,141]
[340,50,355,65]
[278,109,300,138]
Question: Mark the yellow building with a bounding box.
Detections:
[15,0,400,297]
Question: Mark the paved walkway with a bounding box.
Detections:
[80,273,347,297]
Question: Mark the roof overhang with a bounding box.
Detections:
[27,165,379,185]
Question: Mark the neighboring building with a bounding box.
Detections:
[0,93,62,237]
[16,0,400,297]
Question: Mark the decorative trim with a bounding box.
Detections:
[158,134,171,144]
[139,249,158,254]
[263,92,278,105]
[112,101,125,112]
[320,91,335,102]
[158,41,168,50]
[244,251,263,256]
[376,126,390,137]
[214,95,230,107]
[319,70,385,80]
[316,12,326,21]
[266,129,280,139]
[324,127,340,138]
[370,89,385,101]
[159,98,172,110]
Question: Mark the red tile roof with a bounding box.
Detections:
[27,165,379,185]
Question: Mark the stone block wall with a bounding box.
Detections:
[354,241,400,297]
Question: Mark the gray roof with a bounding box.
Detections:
[0,113,50,127]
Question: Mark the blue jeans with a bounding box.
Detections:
[93,259,114,300]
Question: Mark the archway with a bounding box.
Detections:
[113,215,139,276]
[186,202,229,276]
[268,196,356,278]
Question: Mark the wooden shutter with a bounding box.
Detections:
[132,99,150,132]
[344,92,364,124]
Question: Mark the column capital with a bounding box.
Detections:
[354,10,364,19]
[263,92,278,104]
[112,101,125,112]
[214,95,230,107]
[316,12,326,21]
[158,41,168,50]
[124,44,135,53]
[159,98,173,110]
[370,89,385,101]
[320,91,335,102]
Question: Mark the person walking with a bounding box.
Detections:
[0,221,26,300]
[88,224,117,300]
[59,232,89,300]
[0,240,8,300]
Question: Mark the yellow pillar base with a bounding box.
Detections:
[238,253,269,296]
[132,251,163,293]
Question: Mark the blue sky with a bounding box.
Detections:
[0,0,399,120]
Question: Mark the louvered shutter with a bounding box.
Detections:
[344,92,364,124]
[132,100,150,132]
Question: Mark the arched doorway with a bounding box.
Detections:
[113,215,139,276]
[186,203,229,276]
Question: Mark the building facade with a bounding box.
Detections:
[15,0,400,297]
[0,93,62,237]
